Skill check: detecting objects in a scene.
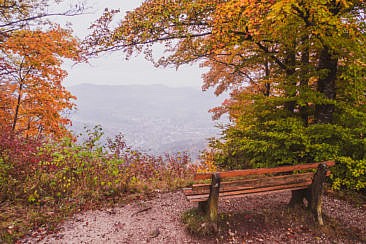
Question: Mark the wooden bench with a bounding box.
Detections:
[183,161,335,225]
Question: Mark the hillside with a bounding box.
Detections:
[68,84,226,158]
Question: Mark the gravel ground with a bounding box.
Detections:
[21,190,366,243]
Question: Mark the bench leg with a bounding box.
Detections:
[309,163,328,225]
[289,189,309,207]
[198,200,208,214]
[198,173,221,223]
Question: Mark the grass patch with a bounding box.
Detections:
[182,200,365,243]
[181,208,217,236]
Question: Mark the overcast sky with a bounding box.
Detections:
[55,0,205,88]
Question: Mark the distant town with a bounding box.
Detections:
[69,84,226,158]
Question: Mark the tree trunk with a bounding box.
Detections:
[12,82,23,131]
[300,34,310,126]
[284,45,297,113]
[315,46,338,124]
[264,58,270,97]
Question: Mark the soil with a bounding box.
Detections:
[20,190,366,243]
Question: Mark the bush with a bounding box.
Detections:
[0,127,44,201]
[0,126,198,242]
[209,117,366,191]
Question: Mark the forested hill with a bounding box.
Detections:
[69,84,225,158]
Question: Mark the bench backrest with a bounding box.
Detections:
[194,161,336,181]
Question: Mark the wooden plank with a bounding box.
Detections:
[221,186,308,200]
[187,181,311,201]
[227,173,312,190]
[191,172,314,195]
[194,161,335,180]
[183,188,193,195]
[221,181,312,197]
[186,194,209,202]
[187,182,311,202]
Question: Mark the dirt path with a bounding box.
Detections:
[21,191,365,243]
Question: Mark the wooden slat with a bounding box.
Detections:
[186,193,208,202]
[221,186,308,200]
[194,161,335,180]
[186,194,209,202]
[190,172,314,195]
[183,188,193,196]
[187,182,311,202]
[221,181,312,197]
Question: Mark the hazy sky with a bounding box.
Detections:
[56,0,205,88]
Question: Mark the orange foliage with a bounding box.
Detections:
[85,0,366,122]
[0,27,80,139]
[84,0,278,96]
[197,150,218,173]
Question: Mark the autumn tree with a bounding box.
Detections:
[0,1,84,139]
[0,1,83,208]
[85,0,366,190]
[0,27,80,139]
